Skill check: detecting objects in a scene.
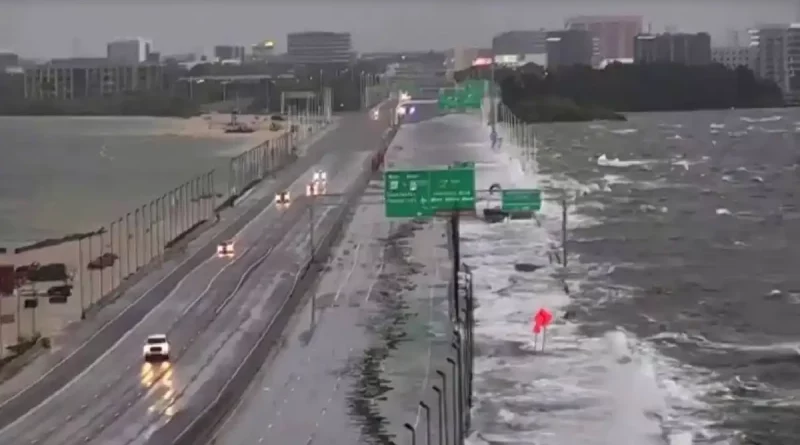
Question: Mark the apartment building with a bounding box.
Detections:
[23,58,166,100]
[634,32,712,65]
[749,24,800,101]
[711,46,754,70]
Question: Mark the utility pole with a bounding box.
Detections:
[489,53,497,140]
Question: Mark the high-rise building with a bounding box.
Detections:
[214,45,246,62]
[545,30,594,69]
[633,33,712,65]
[749,24,800,101]
[106,38,152,65]
[566,15,643,62]
[287,31,352,65]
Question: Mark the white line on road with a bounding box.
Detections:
[0,149,325,435]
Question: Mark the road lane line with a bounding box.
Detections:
[0,154,332,433]
[33,205,318,445]
[413,258,439,429]
[333,243,362,302]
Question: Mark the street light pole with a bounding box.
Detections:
[432,386,445,445]
[404,423,416,445]
[437,369,450,445]
[420,401,432,445]
[447,357,460,445]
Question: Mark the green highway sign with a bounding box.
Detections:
[438,85,483,111]
[384,168,476,218]
[437,88,460,110]
[501,189,542,212]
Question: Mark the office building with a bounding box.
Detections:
[545,30,594,69]
[566,15,643,62]
[492,30,547,55]
[711,46,754,70]
[492,30,547,67]
[287,31,352,64]
[749,24,800,100]
[107,38,152,64]
[23,58,166,100]
[214,45,246,62]
[251,40,276,61]
[634,33,712,65]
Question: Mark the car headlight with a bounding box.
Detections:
[143,346,150,354]
[313,172,320,181]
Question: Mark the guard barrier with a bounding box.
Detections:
[166,128,386,445]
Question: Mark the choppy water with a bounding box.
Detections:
[531,108,800,444]
[0,116,246,246]
[385,107,800,445]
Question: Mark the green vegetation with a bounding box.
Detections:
[0,92,202,117]
[456,62,784,123]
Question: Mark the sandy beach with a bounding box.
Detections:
[0,111,327,357]
[161,113,290,143]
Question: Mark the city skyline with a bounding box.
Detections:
[0,0,797,58]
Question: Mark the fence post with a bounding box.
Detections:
[78,237,85,319]
[99,227,105,300]
[110,220,116,291]
[160,195,167,253]
[134,208,140,271]
[210,171,216,213]
[148,201,155,262]
[562,199,568,268]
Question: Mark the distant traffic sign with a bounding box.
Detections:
[438,85,482,111]
[384,168,476,218]
[501,189,542,212]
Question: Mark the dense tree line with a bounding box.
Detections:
[456,62,784,122]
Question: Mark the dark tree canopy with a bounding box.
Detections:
[455,62,784,123]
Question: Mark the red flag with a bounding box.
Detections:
[532,308,553,334]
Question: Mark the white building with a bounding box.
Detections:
[107,38,152,65]
[711,46,754,70]
[748,24,800,101]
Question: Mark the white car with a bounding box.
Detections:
[275,190,291,205]
[371,109,380,120]
[143,334,170,361]
[217,240,234,257]
[306,182,325,196]
[312,170,327,183]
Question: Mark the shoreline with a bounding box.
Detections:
[0,114,290,252]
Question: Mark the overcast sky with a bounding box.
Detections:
[0,0,797,58]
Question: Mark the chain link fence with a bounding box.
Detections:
[0,110,332,356]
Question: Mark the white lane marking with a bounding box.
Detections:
[0,153,329,435]
[364,247,386,302]
[4,242,267,440]
[413,259,439,429]
[125,208,333,443]
[333,243,362,302]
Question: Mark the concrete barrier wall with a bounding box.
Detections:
[166,121,391,445]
